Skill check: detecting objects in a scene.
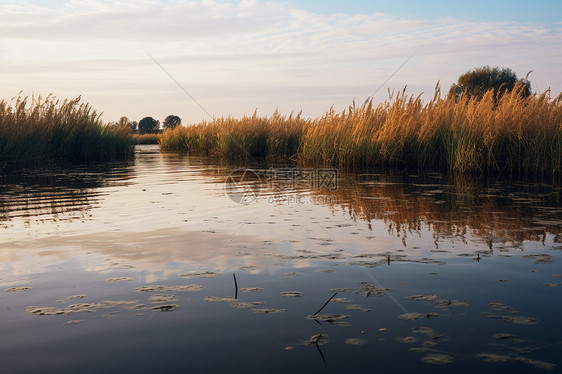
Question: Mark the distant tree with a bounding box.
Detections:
[131,121,138,132]
[138,117,160,134]
[107,120,132,135]
[449,66,531,100]
[118,116,136,132]
[163,115,181,130]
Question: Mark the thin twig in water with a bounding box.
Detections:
[313,292,338,315]
[314,341,326,363]
[233,273,238,299]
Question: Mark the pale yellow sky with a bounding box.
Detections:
[1,0,560,125]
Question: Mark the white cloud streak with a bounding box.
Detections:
[1,0,560,123]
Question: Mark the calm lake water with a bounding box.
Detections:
[1,145,561,373]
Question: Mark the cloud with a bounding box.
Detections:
[0,0,560,123]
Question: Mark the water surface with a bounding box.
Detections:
[1,145,561,373]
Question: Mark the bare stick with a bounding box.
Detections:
[313,292,338,315]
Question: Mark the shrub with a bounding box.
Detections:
[449,66,531,100]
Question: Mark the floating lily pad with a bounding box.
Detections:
[489,302,518,313]
[543,283,559,287]
[422,340,437,347]
[329,287,357,293]
[396,336,417,344]
[230,301,266,309]
[302,334,328,346]
[406,294,440,301]
[240,266,260,271]
[5,287,32,292]
[433,299,470,309]
[57,295,86,303]
[150,304,179,312]
[409,347,431,352]
[238,287,263,293]
[204,296,236,302]
[345,338,367,346]
[280,291,303,297]
[483,314,538,325]
[134,284,204,292]
[180,271,222,278]
[421,354,453,365]
[26,300,139,316]
[252,308,286,314]
[149,294,178,303]
[399,313,439,321]
[331,298,353,303]
[516,357,557,370]
[476,353,511,362]
[356,282,391,297]
[280,272,301,278]
[64,320,84,325]
[307,314,351,326]
[345,304,371,312]
[412,327,436,337]
[106,277,133,282]
[316,269,335,273]
[522,254,552,264]
[493,333,517,339]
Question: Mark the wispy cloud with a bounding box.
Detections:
[1,0,560,123]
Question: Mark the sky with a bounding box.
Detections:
[1,0,560,124]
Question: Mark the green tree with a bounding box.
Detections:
[118,116,136,132]
[449,66,531,100]
[163,115,181,130]
[138,117,160,134]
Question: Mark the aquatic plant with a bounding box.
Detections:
[0,94,133,166]
[160,85,562,178]
[133,133,160,144]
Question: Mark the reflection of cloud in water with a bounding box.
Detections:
[0,228,267,281]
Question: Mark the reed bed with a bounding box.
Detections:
[133,134,160,145]
[160,85,562,178]
[0,95,133,167]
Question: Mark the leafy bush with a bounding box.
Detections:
[449,66,531,100]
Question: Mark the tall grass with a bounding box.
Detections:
[0,94,133,167]
[161,110,306,159]
[160,84,562,178]
[133,134,160,145]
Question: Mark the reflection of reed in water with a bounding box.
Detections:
[194,165,560,244]
[314,173,561,244]
[0,163,133,224]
